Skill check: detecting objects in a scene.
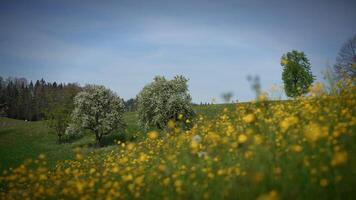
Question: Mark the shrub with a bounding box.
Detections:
[137,75,195,130]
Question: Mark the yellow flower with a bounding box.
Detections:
[190,141,199,153]
[254,135,263,145]
[304,123,323,143]
[148,131,158,140]
[135,176,144,185]
[331,150,348,166]
[126,143,135,150]
[112,166,119,173]
[238,134,248,143]
[258,93,268,102]
[174,180,182,188]
[163,177,170,186]
[167,120,176,129]
[280,116,298,131]
[122,174,133,182]
[139,153,148,162]
[243,114,255,124]
[38,154,46,160]
[320,178,328,187]
[292,145,303,153]
[76,153,83,160]
[257,190,280,200]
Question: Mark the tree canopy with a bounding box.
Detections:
[70,85,125,146]
[281,50,314,97]
[137,75,195,130]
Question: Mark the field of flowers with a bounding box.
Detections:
[1,82,355,200]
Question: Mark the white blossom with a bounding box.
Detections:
[137,75,195,130]
[70,85,125,146]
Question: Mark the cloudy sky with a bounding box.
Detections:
[1,0,355,103]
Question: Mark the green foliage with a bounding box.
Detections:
[0,76,81,121]
[281,50,314,97]
[71,85,126,147]
[45,84,81,143]
[137,75,195,130]
[45,104,71,143]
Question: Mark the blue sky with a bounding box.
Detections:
[1,0,355,103]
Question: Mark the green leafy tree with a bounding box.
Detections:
[70,85,125,147]
[137,75,195,130]
[281,50,314,97]
[45,84,80,143]
[46,103,71,143]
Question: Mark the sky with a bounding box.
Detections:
[0,0,355,103]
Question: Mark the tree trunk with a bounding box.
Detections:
[95,132,102,147]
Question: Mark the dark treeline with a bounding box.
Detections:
[0,76,81,121]
[0,76,140,121]
[124,98,137,112]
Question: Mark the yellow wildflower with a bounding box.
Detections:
[243,114,255,124]
[331,150,348,166]
[148,131,158,140]
[238,134,248,143]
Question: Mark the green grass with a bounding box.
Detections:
[0,111,142,172]
[0,105,221,172]
[0,118,72,172]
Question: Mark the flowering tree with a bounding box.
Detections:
[70,85,125,147]
[137,75,195,130]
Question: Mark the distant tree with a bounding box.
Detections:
[247,75,261,98]
[281,50,314,97]
[45,83,81,143]
[137,75,195,130]
[0,76,82,121]
[70,85,125,147]
[46,103,71,143]
[221,92,234,103]
[124,98,137,112]
[334,34,356,79]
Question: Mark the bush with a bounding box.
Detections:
[137,75,195,130]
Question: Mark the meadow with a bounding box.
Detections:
[0,85,355,200]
